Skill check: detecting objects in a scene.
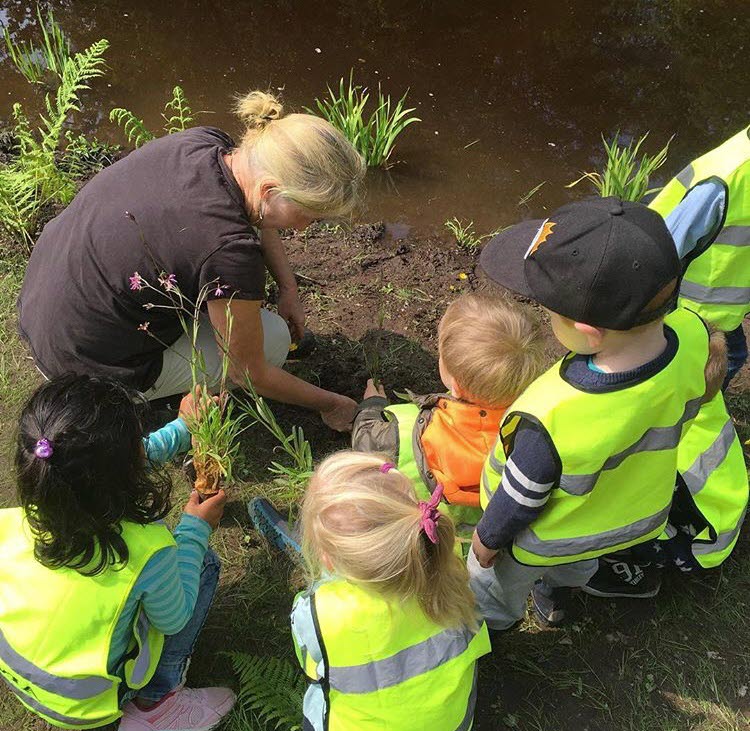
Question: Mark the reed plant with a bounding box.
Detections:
[309,72,420,168]
[3,7,71,85]
[567,132,672,202]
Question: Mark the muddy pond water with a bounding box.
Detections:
[1,0,749,233]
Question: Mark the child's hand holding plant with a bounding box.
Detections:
[184,488,227,530]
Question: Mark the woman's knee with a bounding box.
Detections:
[260,309,292,367]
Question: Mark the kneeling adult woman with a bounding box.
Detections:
[18,91,365,430]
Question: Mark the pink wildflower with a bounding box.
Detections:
[159,272,178,291]
[213,283,228,298]
[138,322,150,332]
[129,272,144,291]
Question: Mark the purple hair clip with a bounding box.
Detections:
[380,462,396,474]
[419,484,444,544]
[34,438,53,460]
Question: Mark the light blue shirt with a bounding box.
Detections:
[664,179,726,260]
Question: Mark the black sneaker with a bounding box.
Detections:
[531,583,571,628]
[582,557,662,599]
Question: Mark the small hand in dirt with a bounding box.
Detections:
[184,489,227,530]
[363,378,386,400]
[278,287,306,343]
[179,385,221,425]
[472,530,500,568]
[320,394,358,432]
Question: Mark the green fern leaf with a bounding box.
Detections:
[110,108,155,148]
[41,38,109,154]
[162,85,194,134]
[227,652,305,731]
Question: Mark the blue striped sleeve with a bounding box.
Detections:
[143,418,191,466]
[139,514,211,635]
[665,180,726,261]
[476,420,560,550]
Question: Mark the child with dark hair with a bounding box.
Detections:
[0,374,235,731]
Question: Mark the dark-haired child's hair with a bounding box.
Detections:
[15,374,173,576]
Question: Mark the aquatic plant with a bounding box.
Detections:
[567,132,672,202]
[2,7,71,85]
[228,652,304,731]
[309,72,420,168]
[129,254,249,497]
[444,218,483,251]
[110,86,200,148]
[0,37,109,250]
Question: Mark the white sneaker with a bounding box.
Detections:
[119,686,236,731]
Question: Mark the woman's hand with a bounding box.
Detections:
[320,393,358,432]
[184,489,227,530]
[363,378,386,400]
[277,286,306,343]
[178,385,220,423]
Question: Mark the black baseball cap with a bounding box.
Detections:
[480,196,680,330]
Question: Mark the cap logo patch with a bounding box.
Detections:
[524,219,556,259]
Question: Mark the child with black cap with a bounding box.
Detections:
[470,196,720,630]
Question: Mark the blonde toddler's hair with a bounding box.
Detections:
[301,451,479,632]
[234,90,366,219]
[439,293,547,408]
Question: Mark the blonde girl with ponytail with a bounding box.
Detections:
[291,451,491,730]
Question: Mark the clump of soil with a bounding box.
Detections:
[193,453,223,497]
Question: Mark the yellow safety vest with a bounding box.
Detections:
[676,391,748,568]
[650,125,750,331]
[0,508,174,729]
[384,402,484,528]
[296,579,490,730]
[481,308,709,566]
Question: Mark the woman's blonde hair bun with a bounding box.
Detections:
[235,90,284,130]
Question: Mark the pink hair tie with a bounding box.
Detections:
[419,484,444,544]
[34,438,53,460]
[380,462,396,474]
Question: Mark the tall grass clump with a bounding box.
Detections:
[0,35,109,250]
[309,72,420,168]
[2,6,71,85]
[111,86,201,148]
[567,132,672,202]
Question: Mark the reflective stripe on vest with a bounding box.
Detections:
[0,629,112,699]
[681,417,736,496]
[328,625,476,693]
[692,508,746,556]
[482,308,710,566]
[514,505,672,559]
[650,125,750,331]
[0,674,112,728]
[680,280,750,305]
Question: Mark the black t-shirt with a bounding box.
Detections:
[18,127,265,390]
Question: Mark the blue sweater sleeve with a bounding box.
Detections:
[143,418,191,466]
[665,179,726,260]
[138,514,211,635]
[476,420,561,550]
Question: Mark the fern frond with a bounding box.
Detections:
[228,652,304,731]
[41,38,109,154]
[162,85,194,134]
[110,108,155,148]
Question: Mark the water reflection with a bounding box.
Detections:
[1,0,748,231]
